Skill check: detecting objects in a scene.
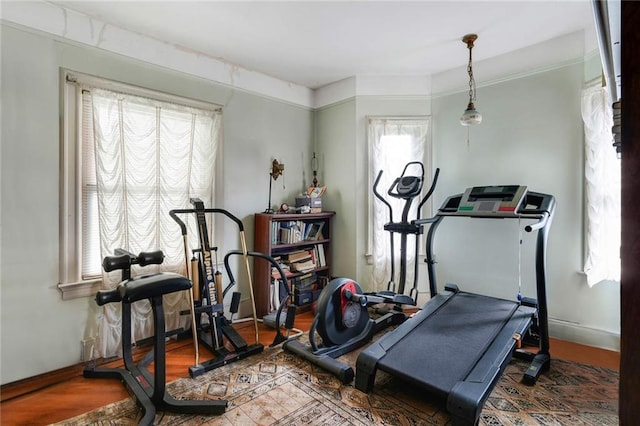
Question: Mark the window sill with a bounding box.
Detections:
[58,279,101,300]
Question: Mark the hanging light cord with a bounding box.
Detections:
[466,45,475,149]
[467,43,477,105]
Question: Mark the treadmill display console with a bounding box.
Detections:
[456,185,527,216]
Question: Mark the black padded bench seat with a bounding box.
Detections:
[95,272,192,307]
[119,272,191,303]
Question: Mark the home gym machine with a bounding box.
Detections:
[83,249,227,425]
[282,277,406,383]
[355,185,555,426]
[373,161,439,303]
[170,199,265,378]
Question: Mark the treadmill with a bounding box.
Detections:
[355,186,555,426]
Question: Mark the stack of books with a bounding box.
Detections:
[283,249,316,273]
[270,256,294,279]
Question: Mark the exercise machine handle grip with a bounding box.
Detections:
[95,288,122,306]
[417,167,440,213]
[373,170,394,219]
[137,250,165,266]
[103,250,165,272]
[102,254,131,272]
[170,207,245,233]
[169,209,188,235]
[525,212,549,232]
[412,216,440,226]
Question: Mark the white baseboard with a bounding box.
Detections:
[548,318,620,352]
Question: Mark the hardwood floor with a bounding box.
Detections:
[0,311,619,425]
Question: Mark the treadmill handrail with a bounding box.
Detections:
[524,212,549,232]
[412,216,440,226]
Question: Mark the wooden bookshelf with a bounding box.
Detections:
[253,211,335,317]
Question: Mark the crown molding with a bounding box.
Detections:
[1,1,314,108]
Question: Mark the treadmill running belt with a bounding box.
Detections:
[377,292,517,396]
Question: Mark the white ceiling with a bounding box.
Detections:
[49,1,597,90]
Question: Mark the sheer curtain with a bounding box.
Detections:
[369,118,428,292]
[581,82,620,286]
[88,88,221,357]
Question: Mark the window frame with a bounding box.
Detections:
[58,69,223,299]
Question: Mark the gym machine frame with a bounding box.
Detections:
[170,199,265,378]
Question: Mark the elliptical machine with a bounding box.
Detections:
[372,161,440,303]
[283,277,406,384]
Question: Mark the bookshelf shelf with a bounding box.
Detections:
[253,211,335,317]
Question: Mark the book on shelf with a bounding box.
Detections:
[291,258,316,273]
[311,245,326,267]
[278,221,303,244]
[283,249,312,263]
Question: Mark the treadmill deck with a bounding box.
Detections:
[377,292,519,396]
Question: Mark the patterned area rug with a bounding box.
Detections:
[54,337,618,425]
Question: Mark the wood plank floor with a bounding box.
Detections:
[0,311,619,425]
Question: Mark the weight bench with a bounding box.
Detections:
[83,250,227,425]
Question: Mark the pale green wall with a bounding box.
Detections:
[314,100,357,279]
[317,58,619,351]
[431,61,619,350]
[0,24,313,384]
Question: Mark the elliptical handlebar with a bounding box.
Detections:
[417,167,440,216]
[373,170,394,221]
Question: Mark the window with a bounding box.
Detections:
[581,82,621,286]
[367,117,431,293]
[59,71,223,299]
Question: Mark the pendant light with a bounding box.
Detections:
[460,34,482,126]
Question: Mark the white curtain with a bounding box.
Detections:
[369,118,427,293]
[89,88,221,357]
[581,83,620,286]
